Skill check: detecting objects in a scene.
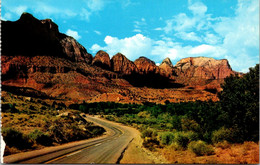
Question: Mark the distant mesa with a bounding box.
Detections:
[175,57,234,80]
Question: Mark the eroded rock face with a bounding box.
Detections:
[111,53,138,75]
[134,57,160,74]
[92,50,111,70]
[1,12,92,64]
[159,57,176,77]
[60,37,92,63]
[175,57,234,79]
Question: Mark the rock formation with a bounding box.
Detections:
[175,57,234,80]
[134,57,160,74]
[1,12,92,63]
[172,57,237,91]
[92,50,111,70]
[110,53,138,75]
[159,57,176,77]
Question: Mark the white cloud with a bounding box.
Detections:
[94,30,102,35]
[154,27,163,31]
[87,0,105,12]
[80,8,91,21]
[133,29,142,33]
[188,1,207,16]
[203,32,221,45]
[1,13,12,20]
[66,29,81,40]
[213,0,259,72]
[175,32,202,42]
[13,6,28,15]
[189,44,226,58]
[133,18,146,33]
[33,2,77,18]
[91,34,153,61]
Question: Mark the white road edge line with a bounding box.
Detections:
[94,143,102,147]
[66,150,82,157]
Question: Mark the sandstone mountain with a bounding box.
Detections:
[2,13,240,104]
[92,50,111,70]
[134,57,160,75]
[2,12,92,63]
[110,53,138,75]
[173,57,237,91]
[159,57,177,78]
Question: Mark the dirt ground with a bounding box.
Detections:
[120,128,168,164]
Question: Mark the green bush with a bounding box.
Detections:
[212,127,234,143]
[185,131,199,141]
[159,132,174,145]
[2,127,32,149]
[188,140,215,156]
[214,140,231,149]
[28,129,52,146]
[169,142,183,151]
[174,132,190,148]
[141,128,157,139]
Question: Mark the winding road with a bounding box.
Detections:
[3,115,136,164]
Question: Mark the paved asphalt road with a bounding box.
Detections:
[3,115,134,164]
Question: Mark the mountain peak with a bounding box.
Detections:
[161,57,173,67]
[92,50,111,69]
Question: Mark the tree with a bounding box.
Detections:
[218,64,259,142]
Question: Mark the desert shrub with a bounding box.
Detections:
[137,111,150,118]
[212,127,234,143]
[214,140,231,149]
[185,131,199,141]
[159,132,175,145]
[28,129,52,146]
[181,118,201,132]
[87,126,105,136]
[169,142,183,151]
[174,132,190,149]
[188,140,215,156]
[143,137,160,151]
[104,115,116,121]
[2,127,32,149]
[141,128,157,138]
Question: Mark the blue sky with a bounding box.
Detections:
[1,0,259,72]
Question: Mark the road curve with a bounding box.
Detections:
[3,115,135,164]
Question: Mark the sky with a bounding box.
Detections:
[1,0,259,72]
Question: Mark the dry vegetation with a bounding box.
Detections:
[159,141,259,164]
[1,91,105,156]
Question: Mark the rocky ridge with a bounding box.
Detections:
[1,13,239,104]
